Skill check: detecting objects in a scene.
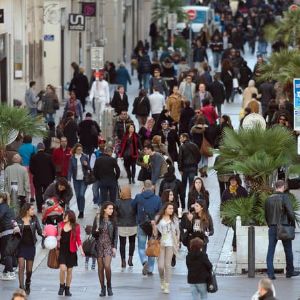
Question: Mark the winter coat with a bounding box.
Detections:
[93,154,120,182]
[165,94,184,123]
[132,96,150,117]
[201,105,218,126]
[138,54,152,74]
[67,154,90,181]
[18,143,37,167]
[179,107,195,134]
[111,91,129,114]
[116,198,137,227]
[208,80,226,105]
[78,119,100,150]
[131,190,162,224]
[43,182,73,207]
[158,128,180,162]
[114,116,134,141]
[221,185,248,204]
[178,140,201,172]
[0,203,15,234]
[192,91,213,111]
[116,66,132,91]
[186,251,212,284]
[159,172,183,205]
[69,73,89,101]
[188,190,210,210]
[16,216,43,245]
[52,147,72,177]
[62,117,79,148]
[29,151,55,186]
[63,99,83,121]
[138,126,155,146]
[42,91,59,114]
[242,86,258,108]
[119,133,141,160]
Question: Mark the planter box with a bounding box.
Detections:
[236,216,286,273]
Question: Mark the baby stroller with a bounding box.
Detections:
[42,197,64,226]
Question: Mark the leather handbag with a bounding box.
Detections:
[82,235,97,257]
[277,224,295,241]
[200,136,213,157]
[47,248,60,269]
[207,270,218,293]
[145,238,160,257]
[4,234,21,256]
[83,170,96,185]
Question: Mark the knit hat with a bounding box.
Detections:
[37,142,45,151]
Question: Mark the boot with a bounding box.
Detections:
[132,176,135,184]
[99,285,106,297]
[107,286,113,296]
[58,284,65,296]
[163,283,170,294]
[25,282,31,295]
[121,259,126,268]
[65,286,72,296]
[128,256,133,267]
[160,279,165,291]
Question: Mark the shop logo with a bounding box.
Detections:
[68,14,85,31]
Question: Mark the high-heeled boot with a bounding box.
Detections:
[128,256,133,267]
[25,281,31,295]
[65,286,72,296]
[99,285,106,297]
[58,284,65,295]
[121,259,126,268]
[107,286,113,296]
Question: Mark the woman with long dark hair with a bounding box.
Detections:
[132,89,150,128]
[16,203,43,295]
[153,203,180,294]
[138,117,155,146]
[119,124,141,184]
[188,177,210,210]
[92,202,118,297]
[57,210,84,296]
[221,58,234,103]
[68,143,89,218]
[181,201,214,253]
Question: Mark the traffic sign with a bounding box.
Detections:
[187,9,196,21]
[168,13,177,30]
[91,47,104,70]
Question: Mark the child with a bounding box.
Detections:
[186,238,212,300]
[84,225,96,270]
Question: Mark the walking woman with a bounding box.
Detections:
[221,59,234,103]
[181,201,214,253]
[154,202,180,294]
[57,210,84,296]
[138,117,155,146]
[16,203,43,295]
[119,124,141,184]
[116,185,137,268]
[132,89,150,128]
[68,143,89,218]
[92,202,118,297]
[188,177,210,210]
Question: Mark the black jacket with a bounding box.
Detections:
[188,190,210,210]
[0,203,15,233]
[116,199,137,227]
[208,80,226,104]
[92,217,118,249]
[179,107,195,134]
[16,216,43,245]
[186,251,212,284]
[158,128,180,162]
[69,73,89,100]
[259,290,277,300]
[265,192,295,227]
[178,140,201,172]
[159,172,183,205]
[29,151,55,186]
[43,182,73,207]
[78,119,100,150]
[94,155,120,182]
[132,96,150,117]
[63,117,78,148]
[111,92,129,115]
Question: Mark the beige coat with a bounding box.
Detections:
[165,94,184,123]
[242,86,258,108]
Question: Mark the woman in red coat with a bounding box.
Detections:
[119,124,141,184]
[57,210,85,296]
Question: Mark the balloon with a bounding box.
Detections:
[44,236,57,250]
[44,224,58,237]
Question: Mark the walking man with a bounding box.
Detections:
[265,180,300,280]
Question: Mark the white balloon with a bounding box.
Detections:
[44,236,57,250]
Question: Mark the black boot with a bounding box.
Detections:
[132,177,135,184]
[128,256,133,267]
[65,286,72,296]
[25,282,31,295]
[58,283,65,296]
[78,212,84,219]
[107,286,113,296]
[99,285,106,297]
[121,259,126,268]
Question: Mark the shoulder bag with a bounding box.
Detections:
[140,204,153,237]
[207,270,218,293]
[277,196,295,241]
[47,248,60,269]
[200,135,213,157]
[145,236,160,257]
[4,234,21,256]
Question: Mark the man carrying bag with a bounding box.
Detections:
[265,180,299,280]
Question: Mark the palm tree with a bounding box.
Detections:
[264,9,300,48]
[259,49,300,100]
[215,126,298,193]
[0,104,46,167]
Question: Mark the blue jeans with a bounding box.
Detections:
[142,73,150,91]
[45,113,54,123]
[266,225,294,277]
[73,179,87,213]
[181,168,197,209]
[92,180,102,205]
[137,226,155,273]
[212,52,221,69]
[99,179,117,203]
[190,283,207,300]
[29,108,37,117]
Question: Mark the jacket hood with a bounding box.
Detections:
[141,190,155,199]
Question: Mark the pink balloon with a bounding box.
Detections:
[44,224,58,237]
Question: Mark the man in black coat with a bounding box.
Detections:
[78,112,101,157]
[110,85,129,115]
[29,143,55,212]
[208,73,226,116]
[259,80,276,116]
[93,146,120,203]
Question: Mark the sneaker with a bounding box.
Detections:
[93,204,99,209]
[160,280,165,291]
[0,272,15,281]
[163,283,170,294]
[142,262,148,275]
[9,272,16,279]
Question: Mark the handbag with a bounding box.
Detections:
[276,196,295,241]
[140,206,153,237]
[82,235,97,257]
[207,270,218,293]
[145,237,160,257]
[84,170,96,185]
[47,248,60,269]
[4,234,21,256]
[200,136,213,157]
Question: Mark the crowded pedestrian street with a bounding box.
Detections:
[1,1,300,299]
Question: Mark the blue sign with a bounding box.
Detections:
[44,35,55,41]
[294,78,300,108]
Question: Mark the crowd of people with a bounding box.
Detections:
[1,0,298,299]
